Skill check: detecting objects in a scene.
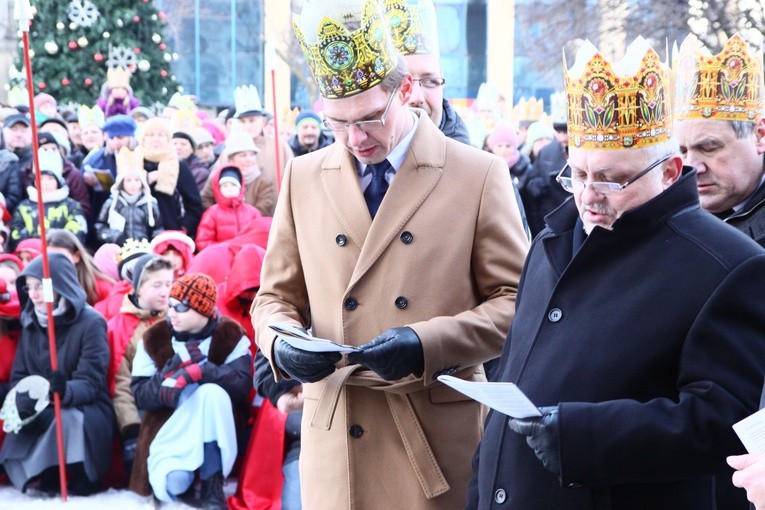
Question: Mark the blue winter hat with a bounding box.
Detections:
[103,115,137,138]
[295,111,322,129]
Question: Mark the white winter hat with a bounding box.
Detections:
[224,132,260,156]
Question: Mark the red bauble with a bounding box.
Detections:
[38,81,46,90]
[159,43,166,50]
[134,47,141,54]
[61,78,70,86]
[94,52,104,62]
[68,40,77,50]
[133,16,140,23]
[159,11,166,21]
[160,69,168,77]
[84,78,93,86]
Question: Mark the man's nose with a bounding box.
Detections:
[408,81,425,106]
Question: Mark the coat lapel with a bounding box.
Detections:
[319,111,447,290]
[350,113,445,288]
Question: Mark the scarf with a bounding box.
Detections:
[140,146,179,196]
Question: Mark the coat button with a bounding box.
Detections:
[349,424,364,438]
[335,234,347,246]
[548,308,563,322]
[400,231,414,244]
[494,488,507,504]
[344,297,358,310]
[394,296,408,309]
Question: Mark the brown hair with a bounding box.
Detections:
[46,229,116,305]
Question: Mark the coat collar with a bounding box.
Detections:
[319,110,446,288]
[541,167,700,273]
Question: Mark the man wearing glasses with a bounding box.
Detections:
[383,0,470,144]
[251,1,528,508]
[466,38,765,510]
[673,34,765,509]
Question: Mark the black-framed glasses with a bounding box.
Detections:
[412,77,446,89]
[168,300,191,313]
[556,155,672,195]
[322,88,398,132]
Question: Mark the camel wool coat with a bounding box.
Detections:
[251,110,529,510]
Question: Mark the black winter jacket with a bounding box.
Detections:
[95,190,162,245]
[0,149,23,213]
[144,159,203,238]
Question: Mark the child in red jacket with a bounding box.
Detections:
[195,166,262,251]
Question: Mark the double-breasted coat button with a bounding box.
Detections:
[344,297,358,310]
[349,424,364,438]
[335,234,347,246]
[400,231,414,244]
[548,308,563,322]
[395,296,408,309]
[494,488,507,504]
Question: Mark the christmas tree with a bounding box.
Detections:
[13,0,181,108]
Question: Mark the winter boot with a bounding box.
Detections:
[199,472,226,510]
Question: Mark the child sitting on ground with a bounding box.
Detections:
[96,147,162,246]
[10,149,87,249]
[195,165,262,251]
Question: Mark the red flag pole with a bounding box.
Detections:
[267,43,282,192]
[15,0,68,500]
[270,69,282,192]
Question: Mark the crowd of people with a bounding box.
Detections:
[1,0,765,509]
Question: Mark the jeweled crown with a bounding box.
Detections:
[383,0,439,57]
[78,104,105,128]
[674,33,764,122]
[116,238,151,265]
[115,147,146,177]
[107,67,132,90]
[293,0,398,99]
[565,37,672,150]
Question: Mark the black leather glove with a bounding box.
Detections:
[274,339,342,383]
[347,327,424,381]
[47,370,67,398]
[508,406,561,475]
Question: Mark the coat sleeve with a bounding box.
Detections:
[200,337,252,406]
[253,348,300,407]
[63,200,88,245]
[176,161,203,238]
[200,175,216,209]
[250,161,311,380]
[2,157,23,213]
[194,209,217,252]
[148,198,163,239]
[557,254,765,487]
[95,197,121,244]
[113,340,141,433]
[411,157,529,384]
[61,310,109,407]
[253,177,277,217]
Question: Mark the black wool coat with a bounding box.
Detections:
[466,169,765,510]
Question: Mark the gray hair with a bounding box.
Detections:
[728,120,756,139]
[379,57,409,93]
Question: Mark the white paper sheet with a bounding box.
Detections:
[437,375,542,418]
[269,323,361,354]
[733,408,765,454]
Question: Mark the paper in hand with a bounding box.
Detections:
[437,375,542,418]
[269,323,361,354]
[733,408,765,454]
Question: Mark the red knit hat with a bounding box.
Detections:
[170,273,217,317]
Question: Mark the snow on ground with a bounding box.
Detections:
[0,480,238,509]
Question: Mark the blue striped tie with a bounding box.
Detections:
[364,159,391,218]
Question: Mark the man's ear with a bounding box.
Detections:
[754,117,765,155]
[662,155,683,187]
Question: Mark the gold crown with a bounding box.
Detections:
[383,0,439,57]
[674,33,764,122]
[513,97,545,123]
[116,238,151,265]
[115,147,146,177]
[78,104,105,128]
[107,67,132,90]
[293,0,398,99]
[565,37,672,150]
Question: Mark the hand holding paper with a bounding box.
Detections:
[437,375,541,418]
